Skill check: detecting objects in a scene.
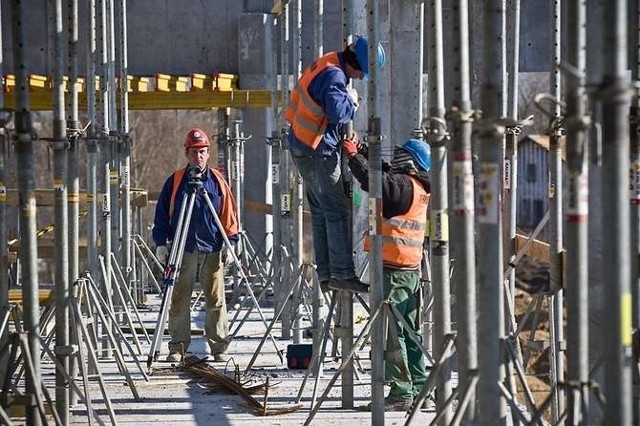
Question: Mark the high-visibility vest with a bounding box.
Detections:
[284,52,340,150]
[364,177,430,269]
[168,166,239,238]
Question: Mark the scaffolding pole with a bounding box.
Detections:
[117,0,132,314]
[51,0,71,421]
[631,0,640,421]
[564,0,590,423]
[0,0,8,392]
[10,0,42,423]
[449,0,478,422]
[366,1,384,424]
[547,0,565,421]
[477,0,507,423]
[66,0,81,406]
[601,1,632,424]
[425,0,452,424]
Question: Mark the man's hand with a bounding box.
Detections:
[156,245,169,264]
[342,133,360,158]
[347,87,359,111]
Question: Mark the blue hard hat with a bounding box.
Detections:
[352,36,386,78]
[401,139,431,172]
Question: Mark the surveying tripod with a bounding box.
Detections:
[147,166,280,370]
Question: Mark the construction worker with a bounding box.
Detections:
[153,128,239,362]
[284,35,386,294]
[342,136,431,411]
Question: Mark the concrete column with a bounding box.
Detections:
[237,13,274,244]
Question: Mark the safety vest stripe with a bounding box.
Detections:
[380,235,423,247]
[295,114,327,137]
[385,218,426,231]
[293,85,325,116]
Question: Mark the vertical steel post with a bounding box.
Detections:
[10,0,42,423]
[601,1,632,424]
[291,0,303,344]
[450,0,478,422]
[366,1,384,423]
[107,0,119,290]
[117,0,132,310]
[504,0,519,338]
[548,0,565,421]
[269,11,282,337]
[631,0,640,420]
[477,0,507,423]
[279,2,292,340]
[66,0,81,405]
[52,0,70,420]
[340,0,354,408]
[98,0,113,357]
[426,0,452,424]
[565,0,590,423]
[86,0,100,371]
[0,0,8,391]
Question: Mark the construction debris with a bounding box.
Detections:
[180,355,302,416]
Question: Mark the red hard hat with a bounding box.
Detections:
[184,128,211,148]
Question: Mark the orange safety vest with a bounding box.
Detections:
[168,167,239,238]
[284,52,340,150]
[364,177,430,269]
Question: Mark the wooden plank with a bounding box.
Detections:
[515,233,550,263]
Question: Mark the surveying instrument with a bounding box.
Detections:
[146,165,232,370]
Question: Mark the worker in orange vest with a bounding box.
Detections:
[343,136,431,411]
[153,128,239,363]
[284,35,386,293]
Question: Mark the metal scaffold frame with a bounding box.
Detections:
[1,0,639,424]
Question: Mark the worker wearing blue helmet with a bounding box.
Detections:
[342,136,431,411]
[284,35,386,294]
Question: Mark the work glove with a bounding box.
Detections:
[347,87,359,111]
[341,132,360,158]
[156,245,169,264]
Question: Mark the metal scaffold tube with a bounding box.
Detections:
[66,0,81,406]
[87,0,99,319]
[118,0,132,311]
[564,0,590,423]
[52,0,70,421]
[291,0,303,344]
[449,0,478,422]
[601,0,632,424]
[10,0,42,423]
[0,0,8,391]
[425,0,452,424]
[547,0,565,421]
[98,0,114,357]
[366,0,384,423]
[630,0,640,420]
[477,0,507,423]
[279,1,293,340]
[340,0,354,409]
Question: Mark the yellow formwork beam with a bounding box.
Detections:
[3,89,280,110]
[3,73,278,109]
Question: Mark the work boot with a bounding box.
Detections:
[359,396,412,412]
[166,342,184,363]
[213,352,229,362]
[328,277,369,293]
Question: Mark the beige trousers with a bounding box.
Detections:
[168,250,230,354]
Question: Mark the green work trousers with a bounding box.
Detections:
[168,250,230,355]
[384,267,426,403]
